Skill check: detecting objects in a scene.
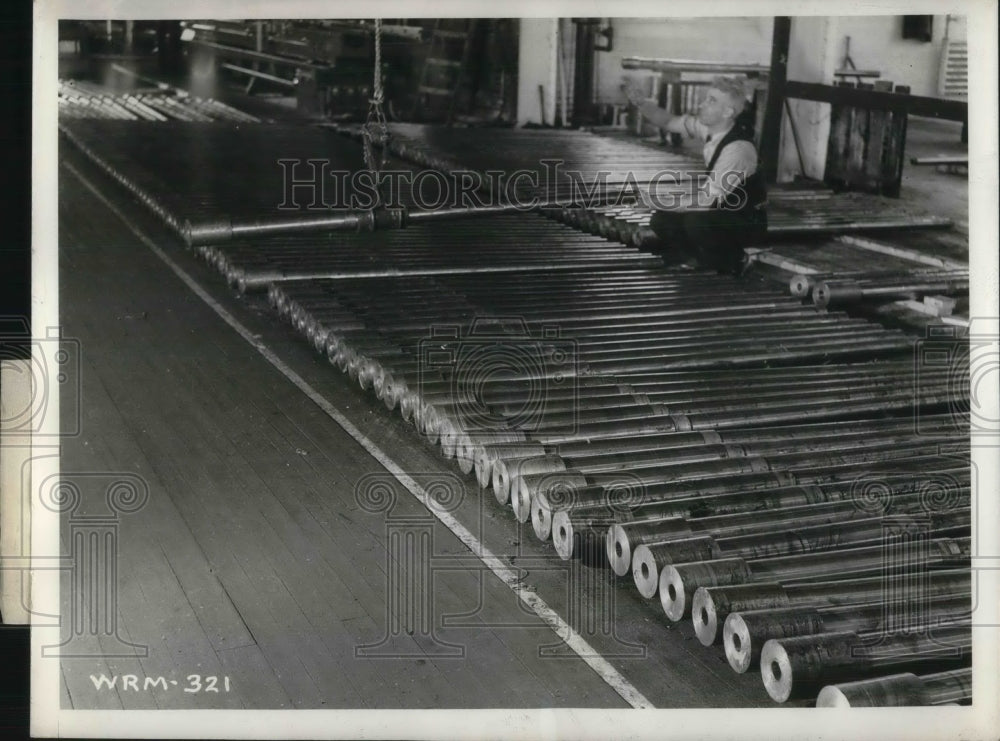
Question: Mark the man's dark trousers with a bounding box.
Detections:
[649,207,767,275]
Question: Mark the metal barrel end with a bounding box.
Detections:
[492,458,513,504]
[760,631,858,703]
[498,456,559,500]
[509,476,534,523]
[815,674,925,707]
[722,612,759,673]
[335,345,355,374]
[474,447,496,488]
[692,588,722,647]
[812,282,832,309]
[323,335,340,365]
[631,544,662,599]
[310,326,330,354]
[660,559,750,622]
[463,430,524,482]
[531,495,556,541]
[692,583,790,648]
[346,352,366,381]
[358,357,379,390]
[454,433,476,474]
[437,414,464,457]
[814,685,853,707]
[516,470,589,526]
[373,368,396,409]
[492,447,546,504]
[424,406,443,444]
[184,218,233,247]
[399,389,418,423]
[607,524,633,577]
[789,274,812,297]
[551,514,605,561]
[412,399,431,435]
[760,637,796,703]
[722,607,826,674]
[331,342,351,372]
[812,280,866,309]
[551,511,576,559]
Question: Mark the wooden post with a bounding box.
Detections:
[759,16,791,184]
[884,85,910,197]
[846,83,873,187]
[863,80,893,193]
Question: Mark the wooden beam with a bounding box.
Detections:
[759,17,791,184]
[785,80,967,121]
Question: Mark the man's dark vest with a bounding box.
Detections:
[705,125,767,215]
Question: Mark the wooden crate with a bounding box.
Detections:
[824,81,909,197]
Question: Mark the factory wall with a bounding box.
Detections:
[832,15,965,97]
[599,15,965,107]
[596,17,774,106]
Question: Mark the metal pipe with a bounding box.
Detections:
[605,486,969,575]
[658,536,970,622]
[478,364,950,408]
[513,434,955,513]
[632,509,969,599]
[532,460,969,542]
[791,270,967,298]
[815,668,972,707]
[622,56,770,75]
[691,568,971,648]
[484,410,960,491]
[185,202,629,246]
[814,279,970,308]
[514,440,960,524]
[725,593,970,674]
[511,430,955,497]
[495,412,959,481]
[760,622,971,703]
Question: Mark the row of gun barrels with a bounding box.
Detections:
[788,270,969,308]
[264,271,970,706]
[58,83,259,123]
[549,197,952,249]
[341,124,952,249]
[60,117,972,707]
[188,215,662,293]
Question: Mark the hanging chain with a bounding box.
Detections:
[362,18,390,205]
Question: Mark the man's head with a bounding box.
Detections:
[697,76,748,132]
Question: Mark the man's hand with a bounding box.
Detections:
[620,78,648,107]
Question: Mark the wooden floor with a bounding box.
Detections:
[57,147,778,710]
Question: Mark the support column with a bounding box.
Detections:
[517,19,559,126]
[759,17,790,184]
[777,17,841,182]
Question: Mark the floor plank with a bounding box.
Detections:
[57,148,776,710]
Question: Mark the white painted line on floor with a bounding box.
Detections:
[64,160,654,710]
